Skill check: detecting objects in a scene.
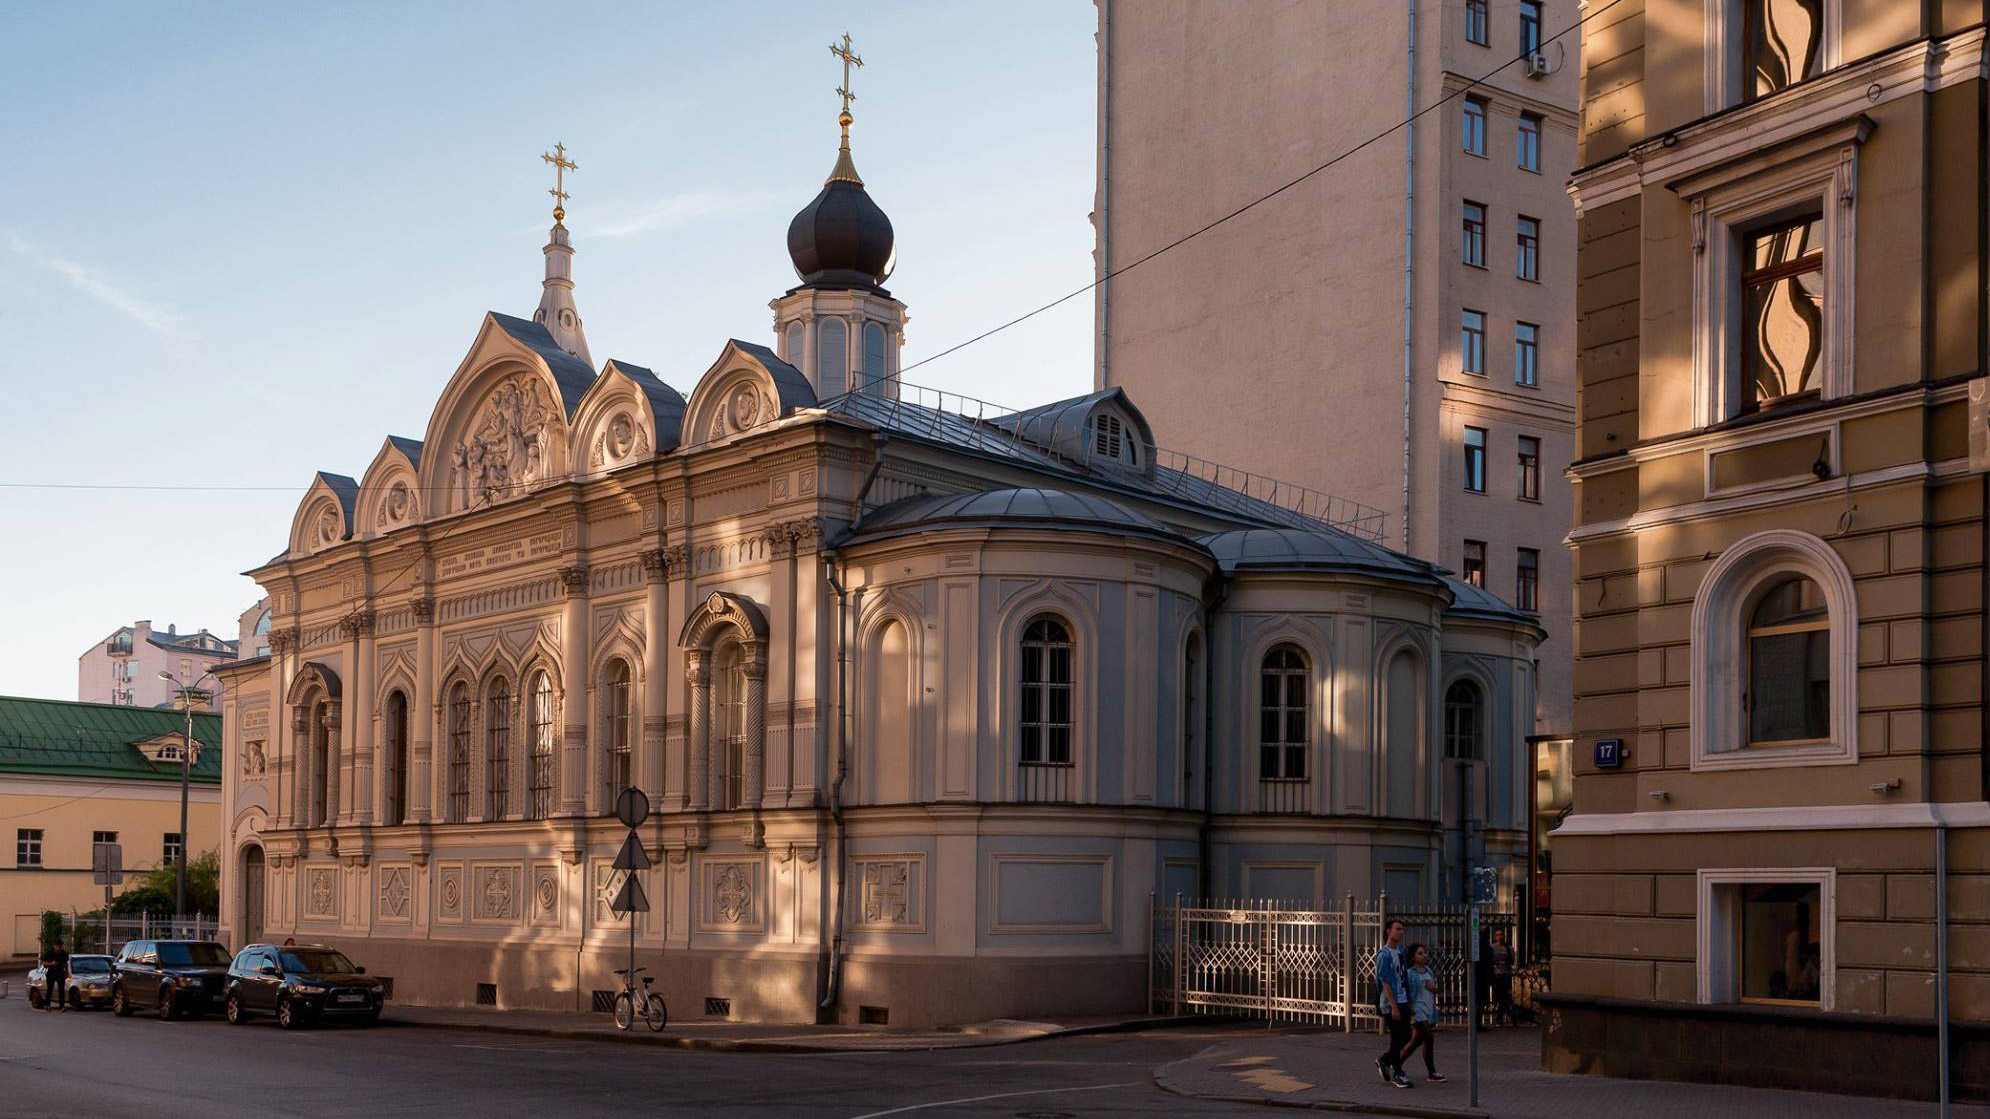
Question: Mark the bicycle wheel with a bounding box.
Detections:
[643,993,668,1032]
[612,991,636,1031]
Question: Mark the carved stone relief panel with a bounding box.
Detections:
[377,865,412,922]
[590,859,622,928]
[449,375,560,510]
[698,857,764,934]
[306,867,338,918]
[437,862,465,923]
[531,862,560,927]
[473,863,521,923]
[853,855,925,932]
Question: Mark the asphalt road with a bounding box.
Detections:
[0,1002,1286,1119]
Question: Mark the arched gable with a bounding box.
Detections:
[590,611,647,688]
[570,361,685,480]
[285,661,342,706]
[288,473,359,557]
[681,339,818,449]
[354,436,424,539]
[678,590,770,650]
[417,313,599,517]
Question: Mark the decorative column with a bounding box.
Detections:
[347,610,376,825]
[639,548,670,802]
[322,704,343,826]
[686,652,710,810]
[411,597,436,823]
[268,628,295,829]
[289,705,312,829]
[743,650,767,810]
[559,565,591,815]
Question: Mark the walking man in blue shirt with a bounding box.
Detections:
[1373,918,1414,1089]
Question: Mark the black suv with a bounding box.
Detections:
[223,943,384,1028]
[110,940,232,1019]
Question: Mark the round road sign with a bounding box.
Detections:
[614,786,651,829]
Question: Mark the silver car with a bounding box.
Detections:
[27,954,116,1009]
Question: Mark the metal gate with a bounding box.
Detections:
[1150,894,1514,1028]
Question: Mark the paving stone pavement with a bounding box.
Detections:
[1154,1024,1987,1118]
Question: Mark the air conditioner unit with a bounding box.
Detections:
[1525,52,1551,78]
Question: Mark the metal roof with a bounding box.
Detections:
[490,312,600,419]
[1198,527,1438,581]
[0,695,222,784]
[848,487,1185,545]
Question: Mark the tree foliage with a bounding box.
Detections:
[110,850,221,916]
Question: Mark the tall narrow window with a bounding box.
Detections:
[485,677,512,819]
[1462,96,1487,156]
[1461,310,1486,375]
[448,683,471,822]
[1518,435,1542,501]
[1019,616,1073,767]
[527,671,555,819]
[603,659,632,806]
[1463,426,1487,493]
[714,643,746,810]
[1517,113,1542,172]
[385,691,408,826]
[309,703,329,826]
[1463,540,1487,587]
[784,321,805,367]
[817,317,848,397]
[1514,321,1540,386]
[1519,0,1543,55]
[1517,548,1540,612]
[1462,202,1487,267]
[1746,575,1830,745]
[1516,216,1540,281]
[163,832,184,866]
[1745,0,1824,101]
[1182,634,1201,803]
[1465,0,1489,45]
[1444,680,1486,760]
[1742,216,1824,411]
[862,322,888,393]
[1259,645,1309,781]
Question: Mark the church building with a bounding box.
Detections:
[212,45,1542,1025]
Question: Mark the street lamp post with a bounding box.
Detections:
[159,669,216,930]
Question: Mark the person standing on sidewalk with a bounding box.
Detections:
[1395,944,1447,1083]
[39,937,70,1013]
[1490,928,1514,1027]
[1373,919,1413,1089]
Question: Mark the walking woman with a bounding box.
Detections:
[1396,944,1447,1083]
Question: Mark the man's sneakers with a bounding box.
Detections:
[1427,1072,1449,1083]
[1376,1057,1393,1083]
[1391,1073,1414,1089]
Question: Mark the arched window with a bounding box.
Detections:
[602,659,632,807]
[1745,575,1830,745]
[448,683,471,822]
[1182,633,1201,806]
[817,318,848,397]
[1260,645,1308,780]
[862,322,887,392]
[713,642,746,810]
[384,691,408,826]
[1444,679,1485,760]
[1091,412,1139,466]
[309,699,330,826]
[527,671,556,818]
[1019,615,1073,766]
[784,321,805,367]
[485,677,512,819]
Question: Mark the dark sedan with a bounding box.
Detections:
[223,944,384,1028]
[110,940,231,1019]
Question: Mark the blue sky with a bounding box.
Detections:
[0,2,1099,700]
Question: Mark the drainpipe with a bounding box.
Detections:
[819,555,852,1019]
[1400,0,1417,554]
[1096,0,1114,389]
[1196,574,1228,899]
[1937,815,1951,1119]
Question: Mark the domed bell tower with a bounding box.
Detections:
[772,34,906,399]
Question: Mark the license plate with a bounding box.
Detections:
[336,993,365,1004]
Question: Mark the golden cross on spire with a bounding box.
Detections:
[830,33,863,123]
[541,141,577,222]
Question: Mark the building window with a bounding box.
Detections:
[1517,113,1542,172]
[94,830,118,851]
[1518,435,1541,501]
[1092,412,1139,466]
[17,829,42,868]
[1462,540,1487,587]
[384,691,408,827]
[714,643,747,811]
[1515,321,1540,386]
[527,671,556,819]
[1259,645,1309,781]
[603,659,632,807]
[817,317,848,397]
[1461,310,1486,375]
[485,677,512,820]
[1517,548,1540,612]
[1519,0,1543,55]
[862,321,888,392]
[1463,426,1487,493]
[1465,0,1488,45]
[1742,215,1824,412]
[1443,680,1485,760]
[1019,615,1073,767]
[1745,0,1823,101]
[783,321,805,367]
[163,832,183,866]
[1462,201,1486,267]
[1698,868,1834,1010]
[1745,575,1830,745]
[448,683,472,822]
[1462,96,1487,156]
[1516,215,1540,281]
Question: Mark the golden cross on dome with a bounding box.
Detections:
[830,33,863,121]
[542,141,577,222]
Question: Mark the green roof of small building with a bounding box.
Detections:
[0,695,222,784]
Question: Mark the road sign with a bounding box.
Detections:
[614,786,651,829]
[92,843,123,886]
[609,873,650,915]
[612,832,652,872]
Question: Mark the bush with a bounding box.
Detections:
[112,850,221,917]
[39,910,62,955]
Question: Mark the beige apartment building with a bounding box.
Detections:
[1550,0,1990,1100]
[1094,0,1580,904]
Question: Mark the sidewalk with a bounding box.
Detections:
[384,1003,1198,1052]
[1155,1025,1987,1119]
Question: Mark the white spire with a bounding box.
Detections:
[533,220,591,365]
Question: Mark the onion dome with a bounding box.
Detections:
[788,40,895,292]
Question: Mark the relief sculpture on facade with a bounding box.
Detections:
[451,376,558,509]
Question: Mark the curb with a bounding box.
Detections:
[383,1011,1207,1054]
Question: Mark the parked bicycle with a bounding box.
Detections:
[612,966,667,1032]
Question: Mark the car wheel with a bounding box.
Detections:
[113,988,133,1016]
[225,992,247,1025]
[276,996,300,1030]
[158,986,177,1021]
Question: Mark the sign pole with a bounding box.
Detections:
[103,884,112,956]
[1468,904,1481,1109]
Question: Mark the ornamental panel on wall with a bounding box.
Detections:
[698,857,766,935]
[590,859,623,929]
[305,866,339,920]
[988,853,1113,935]
[376,864,413,923]
[473,862,523,924]
[851,855,925,933]
[436,862,465,924]
[530,862,560,928]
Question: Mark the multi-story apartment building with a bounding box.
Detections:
[1093,0,1579,905]
[1551,1,1990,1099]
[78,620,237,709]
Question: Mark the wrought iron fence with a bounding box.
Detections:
[1150,894,1515,1028]
[61,913,221,958]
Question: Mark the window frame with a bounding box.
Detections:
[1462,96,1488,157]
[1460,309,1487,376]
[1516,113,1542,173]
[1696,867,1836,1011]
[163,831,184,866]
[1515,215,1540,282]
[1461,201,1487,268]
[1706,0,1839,112]
[603,658,633,809]
[1514,321,1540,387]
[448,682,472,822]
[1739,215,1825,414]
[1019,615,1075,768]
[1463,426,1488,493]
[1465,0,1489,45]
[17,828,43,868]
[1516,547,1540,612]
[1462,540,1488,588]
[1443,679,1486,761]
[527,670,556,819]
[1517,435,1542,502]
[1742,575,1831,747]
[485,677,512,821]
[1519,0,1543,56]
[1258,644,1310,782]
